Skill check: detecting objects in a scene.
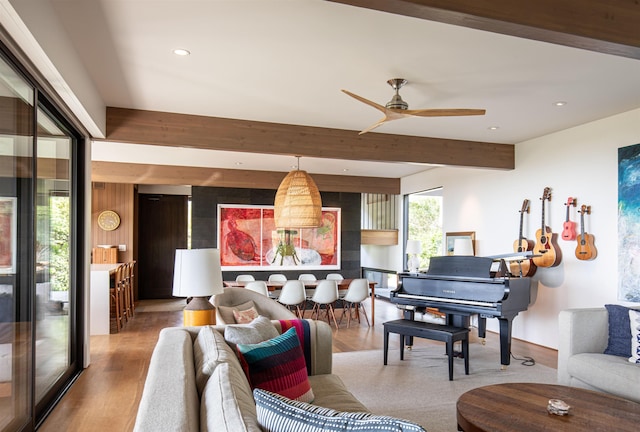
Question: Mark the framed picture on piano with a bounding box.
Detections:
[445,231,475,256]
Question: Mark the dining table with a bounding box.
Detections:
[223,278,378,325]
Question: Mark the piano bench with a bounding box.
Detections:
[383,319,470,381]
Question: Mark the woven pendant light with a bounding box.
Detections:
[274,159,322,228]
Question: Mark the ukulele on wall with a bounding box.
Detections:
[561,197,577,241]
[575,205,597,261]
[532,187,562,267]
[510,199,537,277]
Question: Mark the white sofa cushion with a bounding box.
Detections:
[200,362,261,432]
[193,326,243,396]
[567,352,640,401]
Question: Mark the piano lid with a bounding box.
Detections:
[426,256,494,278]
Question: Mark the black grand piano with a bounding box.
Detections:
[391,255,535,367]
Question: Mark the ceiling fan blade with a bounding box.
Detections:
[405,108,486,117]
[341,89,387,114]
[358,117,392,135]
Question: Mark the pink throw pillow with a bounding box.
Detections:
[233,306,259,324]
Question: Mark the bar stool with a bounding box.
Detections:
[125,261,136,317]
[110,264,126,332]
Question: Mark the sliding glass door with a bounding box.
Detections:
[0,43,84,432]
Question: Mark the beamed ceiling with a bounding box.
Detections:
[31,0,639,194]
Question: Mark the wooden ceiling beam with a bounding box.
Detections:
[104,107,514,170]
[328,0,640,59]
[91,161,400,195]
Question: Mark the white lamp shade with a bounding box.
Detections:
[406,239,422,255]
[453,238,474,256]
[173,248,224,297]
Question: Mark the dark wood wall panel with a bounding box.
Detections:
[192,186,362,280]
[90,182,135,263]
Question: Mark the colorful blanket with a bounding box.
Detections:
[278,319,312,374]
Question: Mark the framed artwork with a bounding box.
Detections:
[0,197,17,274]
[445,231,475,256]
[217,204,341,270]
[618,143,640,302]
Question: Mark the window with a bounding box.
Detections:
[404,188,443,270]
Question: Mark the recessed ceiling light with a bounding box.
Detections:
[554,101,567,107]
[235,162,243,166]
[488,126,500,130]
[343,168,349,172]
[173,48,190,56]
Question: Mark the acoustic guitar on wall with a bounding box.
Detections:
[575,205,597,261]
[532,187,562,267]
[510,199,536,277]
[561,197,577,241]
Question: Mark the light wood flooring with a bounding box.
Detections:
[39,297,557,431]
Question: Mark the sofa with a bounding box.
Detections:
[558,307,640,403]
[134,317,426,432]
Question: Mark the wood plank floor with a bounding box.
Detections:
[39,297,557,431]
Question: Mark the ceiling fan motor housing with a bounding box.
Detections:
[386,78,409,110]
[385,94,408,110]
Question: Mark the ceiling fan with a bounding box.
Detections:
[342,78,486,135]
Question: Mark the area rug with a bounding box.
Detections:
[332,343,557,432]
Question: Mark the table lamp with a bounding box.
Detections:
[173,248,224,326]
[453,238,474,256]
[406,239,422,273]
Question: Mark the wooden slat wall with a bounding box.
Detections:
[91,182,135,263]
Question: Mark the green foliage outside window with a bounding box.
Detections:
[37,196,70,292]
[408,196,442,269]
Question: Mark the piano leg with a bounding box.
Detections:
[403,309,415,349]
[478,316,487,345]
[497,316,514,368]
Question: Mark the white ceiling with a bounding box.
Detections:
[45,0,640,178]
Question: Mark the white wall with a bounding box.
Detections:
[400,108,640,349]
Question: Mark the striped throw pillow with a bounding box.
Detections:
[254,389,427,432]
[237,327,314,402]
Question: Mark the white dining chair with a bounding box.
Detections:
[267,273,287,299]
[310,279,339,328]
[339,278,370,327]
[268,273,287,282]
[277,280,307,318]
[326,273,344,281]
[235,274,255,282]
[244,280,270,297]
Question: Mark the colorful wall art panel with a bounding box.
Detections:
[618,143,640,302]
[217,204,340,270]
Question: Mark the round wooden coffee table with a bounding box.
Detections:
[457,383,640,431]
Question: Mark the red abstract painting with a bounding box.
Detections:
[218,204,340,270]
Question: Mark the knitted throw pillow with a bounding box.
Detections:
[237,327,314,403]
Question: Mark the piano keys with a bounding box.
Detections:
[391,255,534,367]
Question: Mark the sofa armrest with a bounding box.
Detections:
[308,320,333,375]
[134,328,200,432]
[557,308,608,385]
